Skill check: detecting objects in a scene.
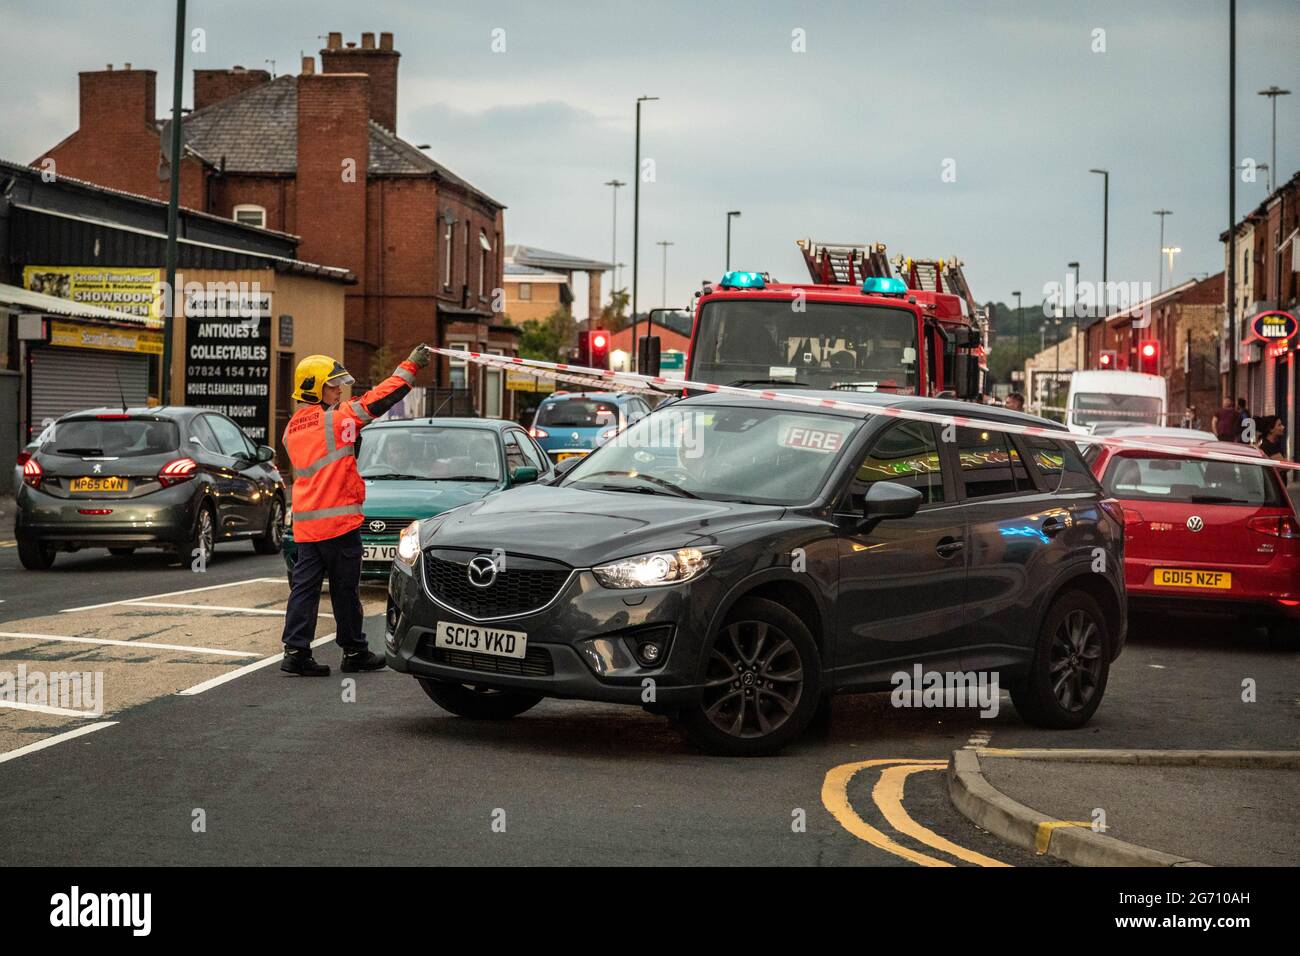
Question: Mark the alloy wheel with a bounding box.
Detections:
[198,509,215,562]
[268,501,284,548]
[701,620,804,738]
[1049,609,1102,712]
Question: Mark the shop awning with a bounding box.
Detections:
[0,281,159,327]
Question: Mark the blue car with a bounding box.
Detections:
[528,391,654,464]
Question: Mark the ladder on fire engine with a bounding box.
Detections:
[892,254,987,328]
[797,239,892,286]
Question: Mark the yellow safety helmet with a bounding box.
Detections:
[293,355,354,404]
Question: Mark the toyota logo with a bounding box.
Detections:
[1187,515,1204,532]
[368,519,387,533]
[467,555,499,588]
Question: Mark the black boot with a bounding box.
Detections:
[281,648,330,676]
[341,648,387,672]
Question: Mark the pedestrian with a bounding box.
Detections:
[1258,415,1286,461]
[1181,404,1198,429]
[1004,392,1025,412]
[1214,397,1237,441]
[280,345,433,676]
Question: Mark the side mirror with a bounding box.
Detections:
[510,465,539,485]
[953,353,981,400]
[255,445,276,463]
[638,335,662,377]
[552,457,582,480]
[862,482,922,525]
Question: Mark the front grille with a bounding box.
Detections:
[362,517,418,536]
[421,641,555,677]
[422,550,571,619]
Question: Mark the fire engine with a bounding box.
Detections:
[649,239,987,399]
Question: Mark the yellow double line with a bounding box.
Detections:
[821,758,1009,867]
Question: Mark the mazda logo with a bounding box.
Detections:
[467,555,499,588]
[1187,515,1204,532]
[368,519,387,533]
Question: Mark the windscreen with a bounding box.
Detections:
[537,399,619,428]
[357,427,500,481]
[45,419,179,458]
[690,300,919,392]
[1071,393,1162,429]
[1102,454,1283,506]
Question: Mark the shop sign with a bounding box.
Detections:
[48,320,164,355]
[23,266,162,322]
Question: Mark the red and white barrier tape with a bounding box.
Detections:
[435,348,1300,472]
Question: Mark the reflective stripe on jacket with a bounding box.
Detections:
[284,360,417,542]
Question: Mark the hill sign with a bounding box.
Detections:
[1251,310,1298,344]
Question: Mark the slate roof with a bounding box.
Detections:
[504,244,612,273]
[174,75,503,208]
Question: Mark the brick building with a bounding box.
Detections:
[34,32,519,417]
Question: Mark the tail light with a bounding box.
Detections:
[530,427,549,439]
[1247,515,1300,538]
[1099,498,1126,526]
[158,457,198,487]
[22,457,42,489]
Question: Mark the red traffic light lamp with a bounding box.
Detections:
[578,329,612,369]
[1137,340,1160,375]
[1098,351,1115,369]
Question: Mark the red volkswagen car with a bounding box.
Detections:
[1088,435,1299,646]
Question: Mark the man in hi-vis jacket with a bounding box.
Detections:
[279,346,432,675]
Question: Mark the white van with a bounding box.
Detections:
[1065,370,1167,435]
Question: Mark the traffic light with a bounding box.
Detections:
[579,329,611,369]
[1098,350,1117,369]
[1137,340,1160,376]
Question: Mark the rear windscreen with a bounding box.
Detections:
[1102,454,1284,506]
[536,400,618,428]
[44,419,179,458]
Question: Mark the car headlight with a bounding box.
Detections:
[592,547,720,588]
[397,521,422,566]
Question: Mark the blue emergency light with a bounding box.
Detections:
[719,271,766,289]
[862,276,908,296]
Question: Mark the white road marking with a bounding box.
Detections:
[0,631,259,658]
[0,721,117,765]
[964,730,993,750]
[1148,664,1167,669]
[0,699,105,718]
[176,633,336,696]
[59,576,285,614]
[121,601,324,616]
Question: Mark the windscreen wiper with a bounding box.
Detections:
[725,379,809,389]
[576,470,698,498]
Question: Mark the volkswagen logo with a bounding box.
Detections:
[1187,515,1204,532]
[467,555,499,588]
[368,519,387,533]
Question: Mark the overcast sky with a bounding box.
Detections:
[2,0,1297,315]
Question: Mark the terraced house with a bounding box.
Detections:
[35,31,518,416]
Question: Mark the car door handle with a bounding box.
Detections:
[1041,517,1067,538]
[936,537,964,559]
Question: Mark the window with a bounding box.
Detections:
[485,348,503,418]
[442,218,454,288]
[503,431,528,473]
[844,421,945,510]
[233,204,266,229]
[448,342,469,390]
[518,282,532,301]
[1102,454,1283,506]
[48,418,179,458]
[1023,435,1098,493]
[205,414,255,458]
[479,230,491,298]
[188,415,220,454]
[514,431,547,473]
[955,426,1032,499]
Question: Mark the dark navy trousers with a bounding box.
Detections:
[282,528,366,653]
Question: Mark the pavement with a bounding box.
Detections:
[0,532,1297,866]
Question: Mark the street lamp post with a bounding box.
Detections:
[1012,290,1023,371]
[1257,85,1291,193]
[726,210,741,270]
[1089,169,1108,318]
[631,95,658,371]
[161,0,187,404]
[657,240,674,308]
[1153,209,1172,293]
[604,179,625,301]
[1068,261,1081,368]
[1162,246,1182,286]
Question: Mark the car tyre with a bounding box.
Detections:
[253,497,285,555]
[17,536,56,571]
[108,547,135,557]
[180,504,217,568]
[416,679,542,719]
[674,597,822,757]
[1010,590,1110,729]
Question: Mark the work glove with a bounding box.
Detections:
[407,344,434,369]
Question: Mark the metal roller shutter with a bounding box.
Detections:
[29,346,149,429]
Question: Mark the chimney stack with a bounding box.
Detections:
[301,55,315,75]
[193,65,271,111]
[319,31,400,133]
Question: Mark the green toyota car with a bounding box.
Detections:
[281,417,553,583]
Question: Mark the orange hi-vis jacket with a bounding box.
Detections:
[283,360,418,543]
